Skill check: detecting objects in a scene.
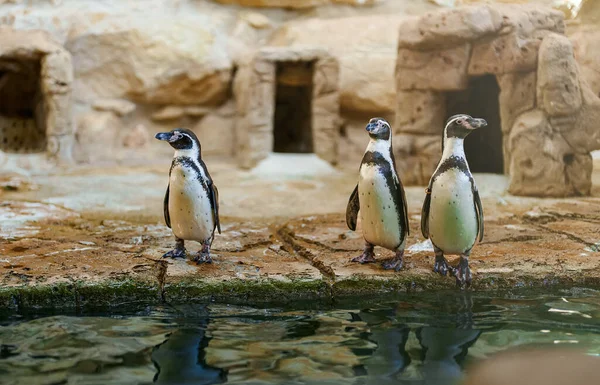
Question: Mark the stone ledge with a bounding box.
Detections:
[2,273,600,311]
[2,200,600,310]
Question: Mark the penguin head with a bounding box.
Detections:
[155,128,201,151]
[444,114,487,140]
[365,117,391,140]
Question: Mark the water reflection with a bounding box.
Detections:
[415,327,481,385]
[349,293,482,385]
[2,290,599,385]
[149,294,484,385]
[350,308,411,382]
[152,320,227,384]
[414,295,481,385]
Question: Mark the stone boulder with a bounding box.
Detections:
[507,110,593,197]
[397,6,504,50]
[536,33,581,117]
[537,34,600,153]
[66,15,232,106]
[507,33,600,197]
[270,14,405,114]
[569,24,600,97]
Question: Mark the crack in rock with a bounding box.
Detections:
[275,225,336,284]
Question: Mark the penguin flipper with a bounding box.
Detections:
[346,185,360,231]
[163,184,171,229]
[210,183,221,234]
[474,188,484,242]
[421,182,432,239]
[398,179,410,236]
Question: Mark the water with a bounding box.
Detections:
[1,289,600,385]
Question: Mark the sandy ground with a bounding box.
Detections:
[0,154,599,307]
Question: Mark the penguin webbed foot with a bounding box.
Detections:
[433,255,451,276]
[454,255,472,289]
[194,243,213,264]
[351,252,376,264]
[163,238,186,259]
[351,242,376,264]
[162,248,186,259]
[381,250,404,272]
[193,252,213,264]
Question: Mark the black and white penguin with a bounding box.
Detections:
[155,128,221,264]
[346,117,410,271]
[421,114,486,287]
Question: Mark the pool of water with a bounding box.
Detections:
[1,289,599,385]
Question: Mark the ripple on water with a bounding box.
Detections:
[1,290,600,385]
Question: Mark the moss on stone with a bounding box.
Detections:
[333,274,453,296]
[165,277,331,305]
[1,273,600,311]
[0,279,160,310]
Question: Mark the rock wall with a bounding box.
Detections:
[510,33,600,197]
[0,0,597,176]
[67,16,232,106]
[569,24,600,97]
[393,4,600,197]
[270,15,404,115]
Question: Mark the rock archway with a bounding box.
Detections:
[233,47,340,169]
[394,5,600,197]
[0,28,74,166]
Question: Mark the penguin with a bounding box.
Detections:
[346,117,410,271]
[420,114,486,287]
[155,128,221,264]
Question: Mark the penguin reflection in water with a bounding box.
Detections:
[346,118,410,271]
[155,128,221,264]
[421,114,486,287]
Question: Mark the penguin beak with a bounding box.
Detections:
[366,122,377,133]
[155,132,172,142]
[155,132,181,143]
[468,118,487,130]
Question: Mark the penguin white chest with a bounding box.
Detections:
[168,165,214,242]
[428,169,478,254]
[358,164,402,250]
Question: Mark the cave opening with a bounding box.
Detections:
[273,60,314,154]
[446,74,503,174]
[0,57,46,154]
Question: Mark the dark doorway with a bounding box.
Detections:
[0,58,45,154]
[446,75,503,173]
[273,60,314,153]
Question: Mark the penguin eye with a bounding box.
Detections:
[456,119,464,125]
